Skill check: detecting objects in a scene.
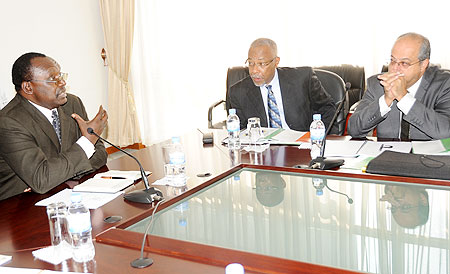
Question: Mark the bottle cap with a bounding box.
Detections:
[229,109,236,115]
[313,114,321,120]
[70,192,82,203]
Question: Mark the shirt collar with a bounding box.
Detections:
[408,76,423,97]
[266,69,279,87]
[28,100,57,123]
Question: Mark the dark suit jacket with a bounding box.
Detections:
[227,67,336,131]
[0,93,107,200]
[348,65,450,140]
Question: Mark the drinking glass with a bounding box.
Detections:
[46,202,70,246]
[247,117,262,146]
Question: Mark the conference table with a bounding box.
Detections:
[2,129,450,273]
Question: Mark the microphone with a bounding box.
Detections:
[131,198,165,268]
[312,178,353,204]
[309,82,351,170]
[87,128,163,204]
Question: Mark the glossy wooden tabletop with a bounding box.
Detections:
[2,129,450,273]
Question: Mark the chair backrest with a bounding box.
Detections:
[225,66,250,111]
[313,69,347,135]
[315,64,365,109]
[225,66,347,135]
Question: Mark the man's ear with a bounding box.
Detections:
[21,81,33,95]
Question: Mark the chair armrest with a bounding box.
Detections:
[208,99,226,128]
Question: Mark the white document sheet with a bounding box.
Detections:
[358,141,412,157]
[72,170,150,193]
[323,140,367,158]
[35,189,122,209]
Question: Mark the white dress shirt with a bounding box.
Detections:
[28,101,95,158]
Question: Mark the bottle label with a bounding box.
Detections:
[169,151,185,165]
[310,128,325,141]
[227,121,240,132]
[68,213,92,233]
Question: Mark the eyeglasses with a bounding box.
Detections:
[30,72,68,84]
[389,58,422,69]
[388,204,419,214]
[245,57,276,68]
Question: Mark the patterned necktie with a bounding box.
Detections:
[51,110,62,144]
[266,85,282,128]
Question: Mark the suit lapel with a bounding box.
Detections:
[278,69,295,122]
[414,66,434,103]
[18,95,61,150]
[244,78,267,126]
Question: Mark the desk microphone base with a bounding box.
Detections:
[124,187,163,204]
[309,157,345,170]
[131,257,153,268]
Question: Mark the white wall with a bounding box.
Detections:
[0,0,107,119]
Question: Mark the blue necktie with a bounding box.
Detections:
[51,110,62,144]
[267,85,282,128]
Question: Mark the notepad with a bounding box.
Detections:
[73,170,151,193]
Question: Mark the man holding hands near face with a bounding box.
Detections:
[348,32,450,140]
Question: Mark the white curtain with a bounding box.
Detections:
[131,0,450,145]
[99,0,142,146]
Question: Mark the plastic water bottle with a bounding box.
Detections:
[227,109,240,149]
[168,136,187,186]
[67,193,95,262]
[312,177,325,196]
[310,114,325,159]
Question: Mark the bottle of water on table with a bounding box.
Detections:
[310,114,325,159]
[227,108,240,149]
[68,193,95,262]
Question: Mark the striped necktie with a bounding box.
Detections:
[266,85,282,128]
[51,109,62,144]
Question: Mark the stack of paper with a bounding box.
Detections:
[73,170,151,193]
[35,189,122,209]
[412,138,450,155]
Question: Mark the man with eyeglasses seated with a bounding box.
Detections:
[348,32,450,140]
[380,184,429,229]
[227,38,336,131]
[0,52,108,200]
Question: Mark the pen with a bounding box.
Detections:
[355,140,368,155]
[101,176,127,179]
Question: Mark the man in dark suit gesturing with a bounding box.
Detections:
[0,52,108,200]
[228,38,336,131]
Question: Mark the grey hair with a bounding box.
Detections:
[398,32,431,60]
[250,38,278,56]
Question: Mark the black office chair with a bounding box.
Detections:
[208,66,249,129]
[315,65,365,111]
[208,66,349,135]
[313,69,348,135]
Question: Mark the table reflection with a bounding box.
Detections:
[127,168,450,274]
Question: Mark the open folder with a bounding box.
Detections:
[73,170,151,193]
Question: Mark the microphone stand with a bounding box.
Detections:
[87,128,162,203]
[131,198,165,268]
[324,180,353,204]
[312,178,353,204]
[309,82,351,170]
